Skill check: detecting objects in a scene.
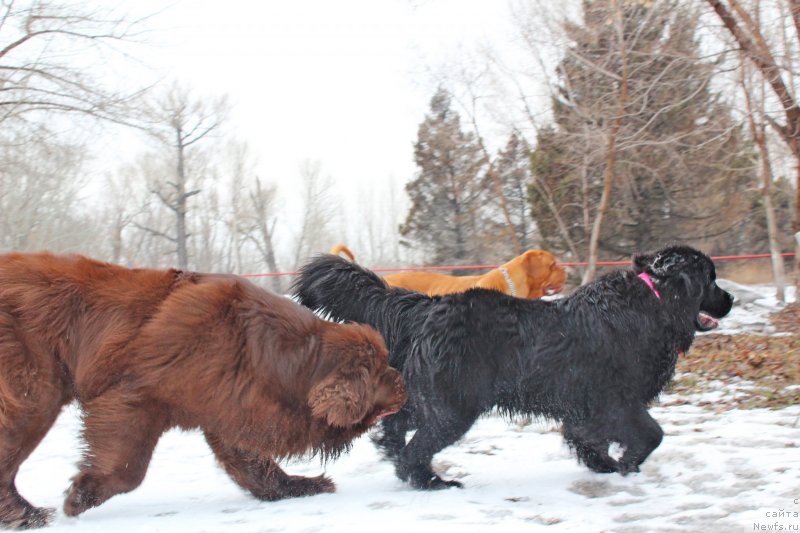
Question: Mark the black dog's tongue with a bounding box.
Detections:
[697,312,719,331]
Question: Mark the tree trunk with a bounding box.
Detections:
[486,163,522,255]
[794,169,800,294]
[530,176,581,261]
[756,127,787,302]
[175,129,189,270]
[741,59,787,302]
[112,216,123,265]
[583,0,628,284]
[583,126,619,284]
[261,220,281,293]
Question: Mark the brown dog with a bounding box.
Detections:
[329,244,566,298]
[0,252,406,529]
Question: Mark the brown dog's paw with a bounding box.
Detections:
[288,474,336,498]
[313,474,336,495]
[0,505,55,530]
[63,475,103,517]
[252,473,335,502]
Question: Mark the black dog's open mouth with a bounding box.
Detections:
[695,312,720,332]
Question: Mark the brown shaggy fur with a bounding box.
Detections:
[329,244,566,299]
[0,252,406,529]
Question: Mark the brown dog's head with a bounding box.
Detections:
[512,250,566,299]
[308,323,406,429]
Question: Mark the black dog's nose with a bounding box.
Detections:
[722,291,735,316]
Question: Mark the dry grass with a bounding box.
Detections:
[669,304,799,409]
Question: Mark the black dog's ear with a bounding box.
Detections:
[649,249,691,278]
[632,253,655,274]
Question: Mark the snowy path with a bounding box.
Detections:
[17,396,800,532]
[14,282,799,531]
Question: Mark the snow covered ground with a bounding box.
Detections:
[14,283,800,532]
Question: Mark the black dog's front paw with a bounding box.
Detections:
[571,443,617,474]
[398,463,464,490]
[427,476,463,490]
[583,455,618,474]
[615,451,643,476]
[616,462,641,476]
[411,474,463,490]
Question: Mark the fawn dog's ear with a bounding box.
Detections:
[522,251,556,279]
[519,250,565,298]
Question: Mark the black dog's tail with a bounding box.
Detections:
[291,255,431,368]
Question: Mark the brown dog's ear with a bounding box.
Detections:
[308,366,371,428]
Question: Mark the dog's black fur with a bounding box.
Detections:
[292,245,733,489]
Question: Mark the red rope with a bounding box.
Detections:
[241,252,796,279]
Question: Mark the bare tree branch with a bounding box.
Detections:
[131,221,177,244]
[0,1,155,129]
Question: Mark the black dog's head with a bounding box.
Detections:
[632,245,734,332]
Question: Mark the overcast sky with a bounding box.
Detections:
[111,0,518,203]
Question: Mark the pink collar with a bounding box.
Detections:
[638,272,661,299]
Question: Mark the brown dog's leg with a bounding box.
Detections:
[63,393,167,517]
[0,402,64,530]
[0,318,68,530]
[204,432,335,501]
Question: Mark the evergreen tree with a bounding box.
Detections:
[401,88,488,265]
[491,132,536,252]
[529,0,764,260]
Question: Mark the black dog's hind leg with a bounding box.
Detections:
[615,407,663,474]
[371,408,411,460]
[562,420,618,473]
[563,405,663,475]
[395,408,480,490]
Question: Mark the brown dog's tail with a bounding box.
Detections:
[329,244,356,262]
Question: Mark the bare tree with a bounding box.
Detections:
[292,159,337,269]
[222,140,251,274]
[191,170,225,273]
[139,83,228,269]
[737,7,788,301]
[0,0,153,257]
[99,164,149,265]
[352,174,406,267]
[448,79,523,256]
[240,176,281,292]
[500,0,586,263]
[580,0,630,283]
[0,124,87,251]
[705,0,800,289]
[0,0,148,128]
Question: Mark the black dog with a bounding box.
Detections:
[292,246,733,489]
